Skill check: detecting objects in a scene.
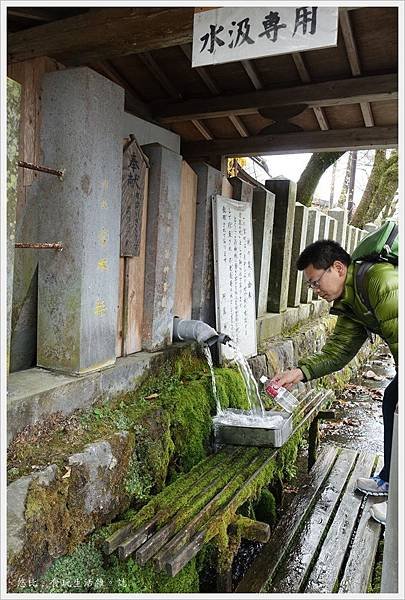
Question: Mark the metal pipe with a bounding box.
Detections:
[172,317,231,346]
[15,242,63,251]
[18,160,65,180]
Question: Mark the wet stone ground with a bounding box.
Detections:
[320,344,395,454]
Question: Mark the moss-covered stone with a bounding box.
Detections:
[253,489,277,527]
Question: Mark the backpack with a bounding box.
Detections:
[351,221,398,313]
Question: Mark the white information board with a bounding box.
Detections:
[212,195,257,359]
[193,6,338,67]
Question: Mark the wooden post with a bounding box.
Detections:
[308,417,320,471]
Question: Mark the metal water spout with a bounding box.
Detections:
[173,317,231,347]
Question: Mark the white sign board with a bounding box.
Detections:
[192,6,338,67]
[212,195,257,359]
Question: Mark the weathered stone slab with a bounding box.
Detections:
[36,67,124,374]
[7,78,21,371]
[252,187,275,317]
[328,217,338,241]
[300,208,321,304]
[212,195,257,358]
[364,222,378,233]
[229,176,254,203]
[328,207,348,248]
[353,227,361,252]
[318,213,327,239]
[347,225,357,254]
[288,203,308,307]
[142,143,182,351]
[191,162,222,327]
[265,179,296,313]
[247,354,268,383]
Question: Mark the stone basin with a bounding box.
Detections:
[213,409,293,448]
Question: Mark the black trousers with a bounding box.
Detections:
[378,374,398,483]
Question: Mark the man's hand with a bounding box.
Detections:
[270,368,304,390]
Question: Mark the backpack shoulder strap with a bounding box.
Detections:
[354,261,374,313]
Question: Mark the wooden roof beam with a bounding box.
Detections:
[292,52,329,131]
[339,8,374,127]
[7,7,195,65]
[241,60,263,90]
[182,126,397,160]
[155,74,397,123]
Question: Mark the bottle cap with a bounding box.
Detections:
[264,384,279,398]
[259,375,268,384]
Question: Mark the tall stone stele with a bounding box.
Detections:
[37,67,124,374]
[7,78,21,372]
[265,179,296,313]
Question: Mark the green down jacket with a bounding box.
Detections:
[298,261,398,381]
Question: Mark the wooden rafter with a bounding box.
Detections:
[180,43,249,138]
[139,49,214,140]
[292,52,329,131]
[181,126,397,160]
[339,8,374,127]
[241,60,263,90]
[154,74,397,123]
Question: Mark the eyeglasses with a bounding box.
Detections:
[305,267,330,290]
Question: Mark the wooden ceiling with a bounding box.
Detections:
[7,6,398,160]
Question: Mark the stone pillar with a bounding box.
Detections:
[191,162,222,327]
[300,208,321,304]
[288,203,308,307]
[37,68,124,374]
[347,225,356,254]
[318,213,327,239]
[364,222,378,233]
[252,187,275,317]
[328,217,338,241]
[265,179,296,313]
[353,227,361,252]
[142,143,182,351]
[7,78,21,371]
[229,176,254,203]
[328,207,348,248]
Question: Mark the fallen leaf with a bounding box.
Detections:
[363,370,385,381]
[145,393,160,399]
[62,467,71,479]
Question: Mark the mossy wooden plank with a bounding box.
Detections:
[235,444,339,593]
[230,515,270,543]
[152,451,270,570]
[304,451,376,593]
[339,457,384,593]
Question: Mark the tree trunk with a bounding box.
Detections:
[337,153,352,208]
[296,151,345,207]
[350,150,397,227]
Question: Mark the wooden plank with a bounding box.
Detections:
[115,257,125,357]
[120,138,148,257]
[8,8,195,65]
[153,450,267,571]
[269,448,359,593]
[338,456,384,593]
[123,169,148,354]
[174,161,197,320]
[221,176,233,199]
[304,451,377,593]
[235,444,339,593]
[155,74,397,122]
[181,126,398,160]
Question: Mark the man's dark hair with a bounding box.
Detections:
[297,240,351,271]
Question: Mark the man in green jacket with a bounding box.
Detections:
[271,240,398,524]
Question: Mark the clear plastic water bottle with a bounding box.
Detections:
[259,376,299,413]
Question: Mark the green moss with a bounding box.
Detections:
[253,488,277,527]
[19,540,199,594]
[368,539,384,593]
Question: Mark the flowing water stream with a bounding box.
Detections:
[203,341,283,430]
